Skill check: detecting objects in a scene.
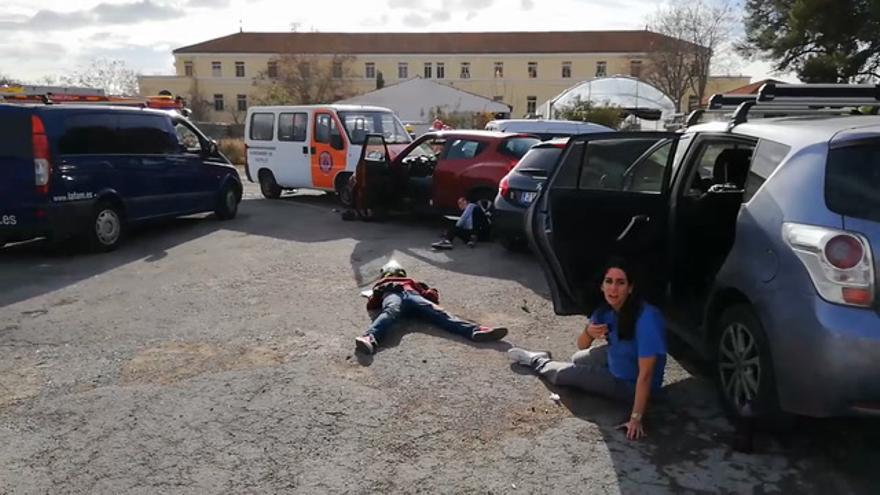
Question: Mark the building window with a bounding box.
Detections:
[528,62,538,78]
[436,62,445,79]
[494,62,504,78]
[332,62,343,79]
[267,61,278,78]
[687,95,699,111]
[183,61,193,77]
[596,61,607,77]
[235,61,245,78]
[630,60,643,78]
[562,61,572,79]
[237,94,247,112]
[460,62,471,79]
[212,61,221,77]
[365,62,376,79]
[398,62,408,79]
[526,96,537,115]
[424,62,432,78]
[213,94,224,112]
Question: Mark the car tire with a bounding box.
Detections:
[714,304,790,426]
[215,183,240,220]
[498,235,527,252]
[87,200,124,252]
[259,170,282,199]
[336,173,353,207]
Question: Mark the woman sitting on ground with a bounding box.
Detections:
[508,257,667,440]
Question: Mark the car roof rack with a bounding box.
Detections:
[689,83,880,130]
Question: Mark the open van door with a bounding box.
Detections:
[526,132,680,315]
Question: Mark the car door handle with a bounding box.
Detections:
[302,146,309,154]
[616,215,650,242]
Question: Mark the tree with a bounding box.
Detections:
[740,0,880,82]
[253,53,355,105]
[60,58,139,95]
[0,73,18,86]
[376,71,385,90]
[187,80,212,122]
[556,97,624,129]
[646,1,737,111]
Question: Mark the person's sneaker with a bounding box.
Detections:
[355,335,377,354]
[471,326,508,342]
[432,239,454,250]
[507,347,551,367]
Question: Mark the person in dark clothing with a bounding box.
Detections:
[432,197,491,250]
[355,260,508,354]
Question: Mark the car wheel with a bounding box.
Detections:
[336,173,353,207]
[259,171,282,199]
[714,304,786,423]
[87,201,123,252]
[215,183,240,220]
[498,235,526,252]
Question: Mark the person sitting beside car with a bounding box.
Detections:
[432,197,491,250]
[507,257,667,441]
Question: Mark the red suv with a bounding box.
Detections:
[351,130,539,215]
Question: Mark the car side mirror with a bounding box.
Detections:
[207,139,219,156]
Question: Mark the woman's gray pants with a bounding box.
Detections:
[534,345,635,402]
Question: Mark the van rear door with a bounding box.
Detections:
[0,107,39,236]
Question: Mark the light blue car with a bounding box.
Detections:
[527,84,880,420]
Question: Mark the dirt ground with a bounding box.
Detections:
[0,180,878,494]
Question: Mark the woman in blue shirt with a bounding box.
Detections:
[508,257,667,440]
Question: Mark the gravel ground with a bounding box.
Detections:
[0,179,878,494]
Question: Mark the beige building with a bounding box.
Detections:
[139,31,749,123]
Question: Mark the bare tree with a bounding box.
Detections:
[253,53,355,105]
[0,72,18,86]
[186,79,212,122]
[646,1,737,111]
[60,58,139,95]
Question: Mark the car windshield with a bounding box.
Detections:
[826,143,880,222]
[339,111,411,145]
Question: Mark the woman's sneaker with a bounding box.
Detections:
[471,326,508,342]
[432,239,454,250]
[355,335,377,354]
[507,348,551,367]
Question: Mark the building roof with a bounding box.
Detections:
[174,30,693,55]
[700,78,788,104]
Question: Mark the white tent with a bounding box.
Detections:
[336,77,510,135]
[539,75,676,130]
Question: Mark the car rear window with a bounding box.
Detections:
[500,137,540,158]
[513,146,563,174]
[826,143,880,222]
[0,111,31,159]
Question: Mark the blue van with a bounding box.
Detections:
[0,104,242,251]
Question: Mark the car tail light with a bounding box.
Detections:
[783,223,875,307]
[499,174,511,200]
[31,115,51,195]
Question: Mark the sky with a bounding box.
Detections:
[0,0,791,83]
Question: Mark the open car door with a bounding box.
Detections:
[526,132,680,315]
[352,134,393,211]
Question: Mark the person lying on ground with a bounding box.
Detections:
[507,257,667,440]
[355,260,508,354]
[432,197,490,250]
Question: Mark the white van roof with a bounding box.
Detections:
[485,119,612,133]
[246,104,394,113]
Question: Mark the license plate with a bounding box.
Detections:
[519,192,537,203]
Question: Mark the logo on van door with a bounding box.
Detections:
[319,152,333,174]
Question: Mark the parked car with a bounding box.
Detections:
[485,119,612,140]
[0,103,241,251]
[526,85,880,420]
[352,130,539,215]
[494,139,568,249]
[244,104,412,202]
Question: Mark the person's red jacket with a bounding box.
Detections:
[366,277,440,310]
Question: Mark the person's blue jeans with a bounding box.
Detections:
[366,292,480,344]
